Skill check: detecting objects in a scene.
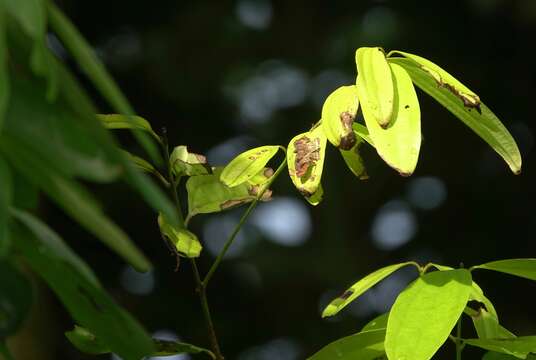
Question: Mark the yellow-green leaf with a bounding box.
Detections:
[340,138,368,180]
[472,259,536,281]
[308,329,385,360]
[321,85,359,150]
[361,62,421,176]
[464,337,536,359]
[158,213,202,258]
[97,114,160,141]
[356,47,394,128]
[220,145,279,187]
[170,145,211,177]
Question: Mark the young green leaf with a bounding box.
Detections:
[65,325,110,355]
[469,307,515,340]
[11,211,155,360]
[340,138,368,180]
[464,337,536,359]
[97,114,160,142]
[388,50,481,112]
[0,157,12,256]
[385,269,472,360]
[361,312,389,332]
[308,329,386,360]
[158,213,202,258]
[361,62,421,176]
[321,85,359,149]
[169,145,211,177]
[0,260,33,338]
[352,123,375,147]
[220,145,279,187]
[322,262,418,318]
[186,168,271,221]
[287,126,327,205]
[472,259,536,281]
[356,47,394,128]
[469,281,498,320]
[389,57,522,174]
[0,6,9,131]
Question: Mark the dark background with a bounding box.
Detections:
[18,0,536,359]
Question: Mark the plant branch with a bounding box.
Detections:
[0,341,14,360]
[455,316,463,360]
[203,157,288,287]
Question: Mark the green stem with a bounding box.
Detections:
[456,316,463,360]
[203,157,288,287]
[0,340,14,360]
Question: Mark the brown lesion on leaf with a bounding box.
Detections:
[338,289,354,300]
[263,167,274,178]
[339,111,357,150]
[220,199,247,210]
[294,135,321,178]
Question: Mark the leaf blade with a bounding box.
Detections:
[220,145,279,187]
[308,329,386,360]
[321,85,359,149]
[472,259,536,281]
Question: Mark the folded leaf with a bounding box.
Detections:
[287,126,327,205]
[356,47,394,128]
[321,85,359,149]
[340,137,368,180]
[360,62,421,176]
[352,123,374,147]
[220,145,279,187]
[389,57,521,174]
[158,213,202,258]
[97,114,160,142]
[322,262,418,317]
[308,329,385,360]
[170,145,211,177]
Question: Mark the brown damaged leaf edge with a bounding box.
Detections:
[248,185,273,199]
[220,199,248,210]
[294,135,321,178]
[421,66,482,114]
[339,111,357,150]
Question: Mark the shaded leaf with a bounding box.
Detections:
[482,352,536,360]
[0,5,9,131]
[469,307,515,340]
[465,337,536,359]
[472,259,536,281]
[340,137,368,180]
[0,260,33,337]
[322,262,417,317]
[389,57,521,174]
[361,312,389,332]
[469,281,498,320]
[0,156,12,256]
[356,47,394,127]
[385,269,472,360]
[287,126,327,205]
[11,212,154,360]
[321,85,359,149]
[308,329,385,360]
[3,0,46,39]
[65,325,109,355]
[121,151,169,187]
[170,145,211,177]
[97,114,160,142]
[158,213,202,258]
[361,62,421,176]
[352,123,374,147]
[220,145,279,187]
[153,339,215,358]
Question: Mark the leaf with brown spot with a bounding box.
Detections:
[321,85,360,149]
[170,145,211,177]
[220,145,279,187]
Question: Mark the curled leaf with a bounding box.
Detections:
[158,213,202,258]
[340,137,368,180]
[220,145,279,187]
[170,145,211,177]
[321,85,359,150]
[96,114,160,141]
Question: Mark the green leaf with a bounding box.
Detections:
[121,151,169,187]
[465,337,536,359]
[65,325,109,355]
[322,262,417,317]
[220,145,279,187]
[361,312,389,332]
[482,352,536,360]
[97,114,160,142]
[352,123,374,147]
[321,85,359,149]
[287,126,327,205]
[472,259,536,281]
[340,138,368,180]
[361,62,421,176]
[153,339,215,358]
[170,145,212,178]
[308,329,386,360]
[385,269,472,360]
[468,307,515,340]
[1,137,151,272]
[469,281,498,320]
[46,3,161,165]
[356,47,394,128]
[158,213,202,258]
[186,168,271,221]
[0,5,9,131]
[11,212,154,360]
[3,0,46,39]
[389,57,522,174]
[0,156,12,256]
[0,260,33,338]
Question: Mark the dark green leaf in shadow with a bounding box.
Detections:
[0,156,12,256]
[308,329,386,360]
[465,337,536,359]
[0,5,9,130]
[153,339,215,358]
[0,260,33,338]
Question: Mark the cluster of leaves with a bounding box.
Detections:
[311,260,536,360]
[0,2,213,359]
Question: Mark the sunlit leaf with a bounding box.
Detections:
[469,281,498,320]
[1,137,151,272]
[321,85,359,149]
[361,62,421,176]
[389,57,522,174]
[287,126,327,205]
[361,312,389,332]
[340,138,368,180]
[465,337,536,359]
[0,260,33,338]
[97,114,160,142]
[468,307,515,340]
[0,157,12,256]
[186,168,271,221]
[472,259,536,281]
[352,123,374,147]
[322,262,418,318]
[220,145,279,187]
[170,145,211,177]
[356,47,394,128]
[158,213,202,258]
[65,325,109,355]
[308,329,385,360]
[11,211,154,360]
[385,269,472,360]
